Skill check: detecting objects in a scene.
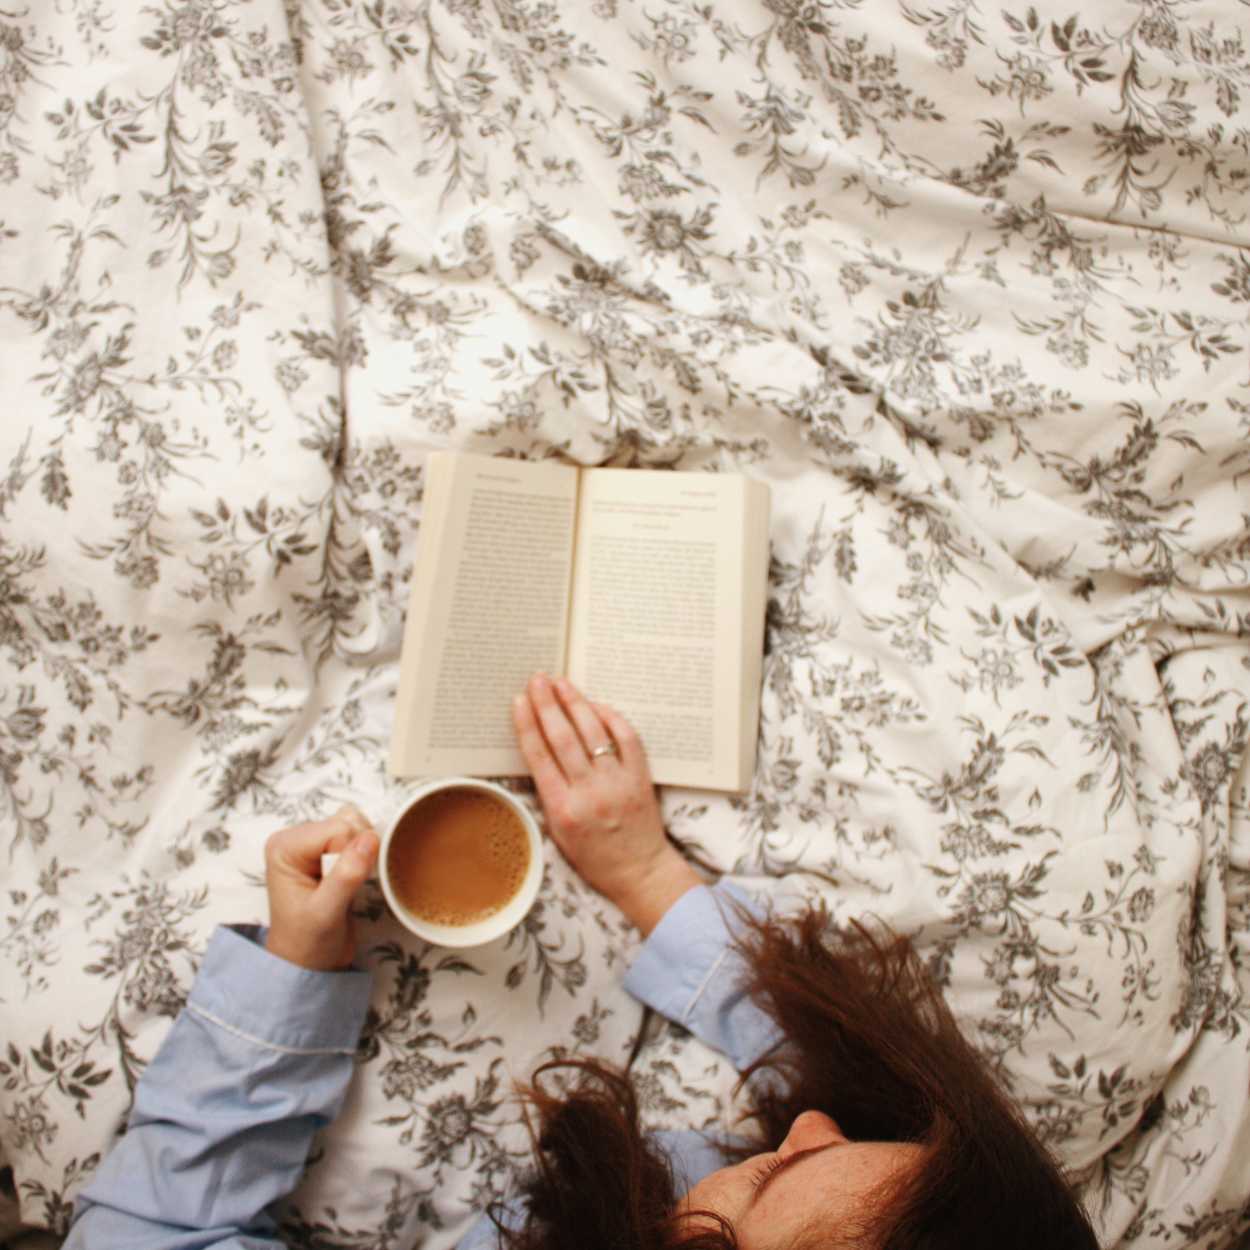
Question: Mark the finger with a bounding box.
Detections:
[529,672,591,779]
[554,677,617,762]
[335,803,374,837]
[317,831,379,912]
[267,808,377,875]
[322,804,376,855]
[593,703,651,781]
[513,687,570,806]
[266,821,334,877]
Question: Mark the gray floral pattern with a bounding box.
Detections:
[2,1,1249,1247]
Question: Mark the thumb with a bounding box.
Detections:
[319,831,379,909]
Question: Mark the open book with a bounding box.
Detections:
[390,452,771,792]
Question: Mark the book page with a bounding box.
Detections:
[390,452,579,777]
[565,469,767,790]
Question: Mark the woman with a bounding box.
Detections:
[64,673,1099,1250]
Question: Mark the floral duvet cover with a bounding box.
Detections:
[1,1,1248,1247]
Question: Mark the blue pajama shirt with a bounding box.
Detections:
[64,884,780,1250]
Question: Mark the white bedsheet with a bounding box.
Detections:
[1,2,1248,1246]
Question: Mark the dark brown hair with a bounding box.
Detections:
[493,899,1099,1250]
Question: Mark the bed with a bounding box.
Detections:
[2,1,1248,1246]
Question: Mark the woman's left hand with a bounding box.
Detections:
[264,805,380,971]
[513,673,701,935]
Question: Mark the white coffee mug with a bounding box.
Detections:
[376,777,543,947]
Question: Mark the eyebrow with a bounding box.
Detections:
[750,1142,840,1207]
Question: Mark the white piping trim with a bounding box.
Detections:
[186,1001,358,1057]
[682,948,732,1023]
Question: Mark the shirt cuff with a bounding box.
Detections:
[186,924,373,1055]
[623,883,759,1025]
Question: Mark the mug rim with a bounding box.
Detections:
[378,776,543,947]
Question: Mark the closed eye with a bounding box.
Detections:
[748,1143,840,1206]
[750,1155,787,1192]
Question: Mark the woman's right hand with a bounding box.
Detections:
[512,673,701,935]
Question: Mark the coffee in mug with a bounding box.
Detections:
[378,777,543,946]
[387,786,530,925]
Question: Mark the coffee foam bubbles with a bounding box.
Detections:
[421,803,528,925]
[388,787,531,928]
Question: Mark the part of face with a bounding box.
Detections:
[677,1111,923,1250]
